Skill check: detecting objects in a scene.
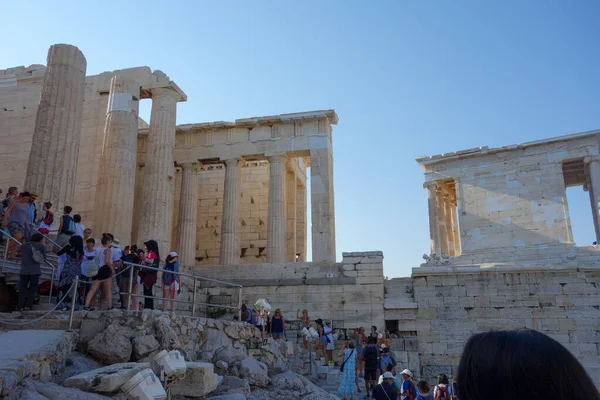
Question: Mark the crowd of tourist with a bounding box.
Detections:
[0,187,181,313]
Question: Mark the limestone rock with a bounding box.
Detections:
[214,346,246,364]
[215,360,229,371]
[0,371,17,396]
[22,380,111,400]
[211,376,250,397]
[53,351,102,385]
[209,394,247,400]
[132,335,160,360]
[201,329,233,360]
[154,317,181,350]
[87,325,133,364]
[240,357,269,387]
[63,362,149,393]
[170,362,220,397]
[271,371,305,393]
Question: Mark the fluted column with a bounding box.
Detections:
[177,163,200,267]
[95,76,140,244]
[220,158,244,265]
[424,181,441,255]
[286,164,297,262]
[25,44,86,215]
[585,156,600,242]
[296,182,307,262]
[310,147,336,263]
[138,87,181,258]
[267,155,287,263]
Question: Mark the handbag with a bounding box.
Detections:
[340,349,354,372]
[31,245,45,264]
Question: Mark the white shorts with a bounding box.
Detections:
[163,281,179,291]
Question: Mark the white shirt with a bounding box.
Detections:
[110,246,123,267]
[74,223,85,238]
[81,249,96,276]
[95,246,108,267]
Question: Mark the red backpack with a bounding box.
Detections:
[43,211,54,226]
[436,385,449,400]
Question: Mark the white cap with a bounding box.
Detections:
[169,251,178,258]
[382,372,394,379]
[380,344,387,349]
[401,369,412,377]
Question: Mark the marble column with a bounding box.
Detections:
[286,164,297,262]
[177,163,200,267]
[444,193,455,256]
[296,182,307,262]
[424,181,441,255]
[220,158,244,265]
[267,155,287,263]
[310,148,336,263]
[585,156,600,242]
[436,186,449,255]
[94,76,140,243]
[138,87,181,258]
[25,44,86,215]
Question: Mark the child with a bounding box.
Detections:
[417,380,434,400]
[37,202,53,235]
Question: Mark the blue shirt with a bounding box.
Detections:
[26,202,36,225]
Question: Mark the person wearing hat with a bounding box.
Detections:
[2,192,31,259]
[162,251,180,312]
[108,235,124,307]
[24,191,38,240]
[400,369,417,400]
[373,371,399,400]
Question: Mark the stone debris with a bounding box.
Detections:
[6,379,111,400]
[87,324,134,364]
[63,362,150,393]
[240,357,269,387]
[132,335,160,360]
[169,361,221,397]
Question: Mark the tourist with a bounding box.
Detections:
[0,186,18,244]
[83,228,92,242]
[457,330,600,400]
[324,320,335,364]
[24,191,38,240]
[73,214,85,238]
[379,346,396,376]
[56,205,76,247]
[355,327,367,377]
[15,232,46,311]
[83,233,113,310]
[363,335,379,397]
[55,235,84,310]
[162,251,180,312]
[270,308,286,340]
[2,192,31,259]
[416,381,434,400]
[139,240,160,310]
[121,244,141,310]
[241,304,258,325]
[314,318,326,362]
[373,372,398,400]
[337,340,357,399]
[399,369,417,400]
[108,236,123,307]
[37,202,54,235]
[377,364,402,390]
[297,308,311,348]
[433,374,453,400]
[80,237,96,301]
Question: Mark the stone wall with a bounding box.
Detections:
[384,265,600,386]
[176,251,385,328]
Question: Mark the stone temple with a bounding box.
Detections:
[1,44,600,388]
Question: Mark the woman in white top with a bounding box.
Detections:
[73,214,85,238]
[324,320,335,364]
[83,233,113,310]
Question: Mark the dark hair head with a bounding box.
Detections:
[347,340,355,349]
[106,232,114,241]
[8,187,18,195]
[457,330,600,400]
[86,238,95,245]
[43,202,52,209]
[101,233,112,246]
[417,380,430,393]
[137,249,145,257]
[64,205,72,214]
[29,233,44,243]
[73,214,81,223]
[371,325,377,331]
[241,304,247,311]
[367,336,377,345]
[144,240,160,261]
[20,191,31,198]
[315,318,323,327]
[385,364,393,372]
[69,235,84,256]
[438,374,449,385]
[130,244,138,253]
[166,254,176,263]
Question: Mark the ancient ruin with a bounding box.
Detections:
[1,43,600,398]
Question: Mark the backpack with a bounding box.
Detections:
[435,385,449,400]
[63,215,75,234]
[380,354,394,370]
[43,211,54,226]
[364,346,378,369]
[404,380,417,400]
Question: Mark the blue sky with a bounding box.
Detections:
[2,1,599,277]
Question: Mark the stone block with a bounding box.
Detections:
[170,362,220,397]
[63,362,150,393]
[404,337,419,351]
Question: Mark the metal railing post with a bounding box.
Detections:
[127,263,134,311]
[238,286,243,321]
[191,278,197,317]
[49,262,55,304]
[2,238,8,274]
[68,276,79,331]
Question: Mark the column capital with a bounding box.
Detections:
[178,162,202,171]
[150,87,183,102]
[584,155,600,165]
[423,180,438,190]
[224,158,246,168]
[267,155,288,164]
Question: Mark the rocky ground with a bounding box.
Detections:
[0,310,344,399]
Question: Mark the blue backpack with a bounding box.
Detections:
[380,354,395,370]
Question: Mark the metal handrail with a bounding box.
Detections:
[0,227,56,304]
[121,261,243,319]
[34,228,62,249]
